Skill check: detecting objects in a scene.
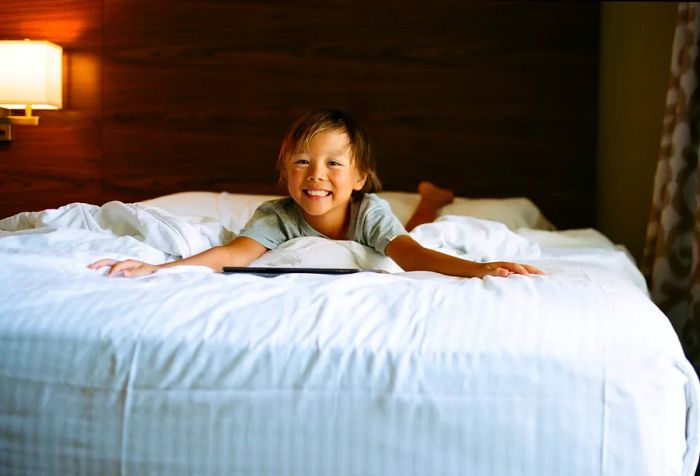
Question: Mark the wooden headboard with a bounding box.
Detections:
[1,1,599,229]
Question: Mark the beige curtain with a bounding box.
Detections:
[644,3,700,366]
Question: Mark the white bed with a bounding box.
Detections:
[0,192,698,475]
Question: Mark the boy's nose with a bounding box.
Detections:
[306,163,327,180]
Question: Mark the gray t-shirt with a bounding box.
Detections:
[238,193,406,254]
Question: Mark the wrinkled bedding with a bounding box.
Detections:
[0,201,697,476]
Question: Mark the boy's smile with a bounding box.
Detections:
[285,129,366,238]
[303,189,332,198]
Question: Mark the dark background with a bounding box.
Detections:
[0,1,599,229]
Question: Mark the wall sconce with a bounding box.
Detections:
[0,40,63,142]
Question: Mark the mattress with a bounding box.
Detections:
[0,200,698,475]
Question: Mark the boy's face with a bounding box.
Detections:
[285,129,367,226]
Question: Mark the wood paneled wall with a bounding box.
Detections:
[1,1,599,229]
[0,0,102,215]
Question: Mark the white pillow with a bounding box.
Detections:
[142,191,282,233]
[141,190,554,233]
[140,191,224,219]
[375,192,554,230]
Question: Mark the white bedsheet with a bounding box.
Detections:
[0,201,698,475]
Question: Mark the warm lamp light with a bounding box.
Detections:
[0,40,63,142]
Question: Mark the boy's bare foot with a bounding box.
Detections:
[418,181,455,208]
[405,182,456,231]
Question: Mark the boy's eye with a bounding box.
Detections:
[328,160,343,167]
[293,159,309,165]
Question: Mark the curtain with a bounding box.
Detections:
[644,2,700,367]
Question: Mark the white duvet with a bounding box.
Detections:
[0,200,645,288]
[0,201,698,476]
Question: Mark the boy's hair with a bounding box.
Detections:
[277,109,381,199]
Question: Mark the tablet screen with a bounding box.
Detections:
[222,267,366,276]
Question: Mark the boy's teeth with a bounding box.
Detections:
[306,190,330,197]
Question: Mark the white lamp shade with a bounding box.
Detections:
[0,40,62,110]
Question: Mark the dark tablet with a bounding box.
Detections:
[223,266,369,276]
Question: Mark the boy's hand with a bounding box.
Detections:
[88,259,159,278]
[479,261,544,278]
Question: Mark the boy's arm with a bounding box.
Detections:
[384,235,543,278]
[161,237,267,272]
[89,236,268,277]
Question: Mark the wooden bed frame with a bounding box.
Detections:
[0,1,599,230]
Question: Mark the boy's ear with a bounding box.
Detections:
[353,173,367,191]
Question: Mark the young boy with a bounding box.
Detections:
[89,109,542,278]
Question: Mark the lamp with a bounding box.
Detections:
[0,40,63,142]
